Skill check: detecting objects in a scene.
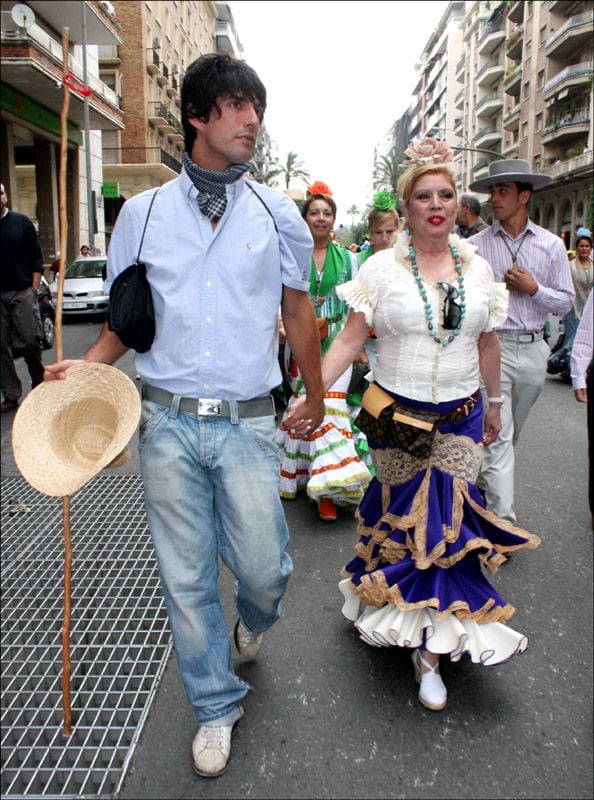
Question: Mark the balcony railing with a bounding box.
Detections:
[102,147,182,173]
[545,11,593,50]
[475,89,503,115]
[542,113,591,138]
[476,57,504,83]
[543,62,593,96]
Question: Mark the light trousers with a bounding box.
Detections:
[139,397,292,725]
[477,336,549,523]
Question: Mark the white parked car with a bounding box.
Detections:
[51,256,109,316]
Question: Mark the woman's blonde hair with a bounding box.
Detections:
[367,207,400,233]
[397,162,457,206]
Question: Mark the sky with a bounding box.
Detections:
[229,0,450,226]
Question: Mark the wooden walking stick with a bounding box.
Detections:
[57,26,73,737]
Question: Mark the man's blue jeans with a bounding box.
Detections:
[139,397,293,725]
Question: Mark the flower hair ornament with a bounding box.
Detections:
[372,189,396,211]
[402,137,454,166]
[307,180,333,197]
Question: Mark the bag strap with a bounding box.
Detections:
[245,181,279,233]
[135,189,160,264]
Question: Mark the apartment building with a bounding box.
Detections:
[0,0,124,259]
[457,0,592,245]
[408,1,465,155]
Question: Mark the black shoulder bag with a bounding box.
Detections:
[108,190,159,353]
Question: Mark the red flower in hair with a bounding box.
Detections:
[307,181,333,197]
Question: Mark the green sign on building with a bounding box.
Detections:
[0,82,81,146]
[101,182,120,198]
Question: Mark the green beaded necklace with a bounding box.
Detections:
[407,234,466,348]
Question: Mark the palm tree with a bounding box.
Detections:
[373,149,404,197]
[278,151,310,190]
[346,204,360,229]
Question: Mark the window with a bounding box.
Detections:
[522,121,529,139]
[538,70,545,90]
[527,1,533,18]
[539,26,547,45]
[526,40,532,60]
[523,81,530,100]
[534,154,541,172]
[535,113,542,132]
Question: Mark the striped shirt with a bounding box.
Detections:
[468,219,574,332]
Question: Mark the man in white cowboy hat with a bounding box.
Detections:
[468,159,574,523]
[45,53,324,777]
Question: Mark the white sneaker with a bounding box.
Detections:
[411,649,447,711]
[233,618,264,661]
[192,722,236,777]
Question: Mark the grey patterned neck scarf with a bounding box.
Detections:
[182,152,250,222]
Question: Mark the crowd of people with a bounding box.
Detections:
[2,51,592,781]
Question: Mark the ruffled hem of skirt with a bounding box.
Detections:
[339,579,528,666]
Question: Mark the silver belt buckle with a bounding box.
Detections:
[198,398,222,416]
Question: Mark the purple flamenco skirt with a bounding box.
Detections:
[339,391,541,666]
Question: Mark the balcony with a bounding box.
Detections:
[0,17,123,131]
[502,141,520,157]
[98,43,120,64]
[455,88,464,110]
[543,61,593,99]
[508,1,524,23]
[215,20,241,58]
[102,147,182,182]
[545,12,593,58]
[27,0,121,44]
[539,149,593,182]
[166,75,179,98]
[157,62,169,87]
[147,101,169,127]
[478,20,506,55]
[476,56,504,87]
[474,126,502,150]
[503,63,522,97]
[475,90,503,118]
[455,54,465,82]
[472,159,490,180]
[506,25,523,59]
[146,48,160,76]
[541,112,591,145]
[503,103,521,131]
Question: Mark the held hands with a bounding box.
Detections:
[482,404,502,447]
[43,359,86,381]
[279,395,324,439]
[504,266,538,296]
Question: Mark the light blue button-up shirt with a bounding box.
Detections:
[105,170,312,399]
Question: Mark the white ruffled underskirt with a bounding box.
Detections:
[339,579,528,666]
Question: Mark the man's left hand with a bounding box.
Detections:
[504,266,538,296]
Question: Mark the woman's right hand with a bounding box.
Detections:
[44,359,86,381]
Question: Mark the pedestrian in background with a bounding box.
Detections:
[276,182,371,522]
[285,137,540,712]
[548,233,593,380]
[0,182,45,412]
[80,244,91,257]
[44,53,324,779]
[468,160,574,523]
[454,192,489,238]
[570,288,593,522]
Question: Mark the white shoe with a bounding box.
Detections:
[234,618,264,661]
[192,722,236,777]
[411,649,447,711]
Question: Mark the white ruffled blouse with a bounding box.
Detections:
[336,231,508,403]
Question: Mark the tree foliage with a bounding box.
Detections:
[277,151,311,190]
[373,149,405,197]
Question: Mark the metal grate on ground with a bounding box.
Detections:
[1,475,172,799]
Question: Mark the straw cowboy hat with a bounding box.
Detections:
[469,159,552,193]
[12,362,141,497]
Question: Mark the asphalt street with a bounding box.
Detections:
[1,318,592,800]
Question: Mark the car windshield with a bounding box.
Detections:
[65,260,106,279]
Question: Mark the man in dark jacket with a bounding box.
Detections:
[0,183,45,411]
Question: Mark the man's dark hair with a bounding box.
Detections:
[459,193,481,216]
[515,181,533,194]
[181,53,267,153]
